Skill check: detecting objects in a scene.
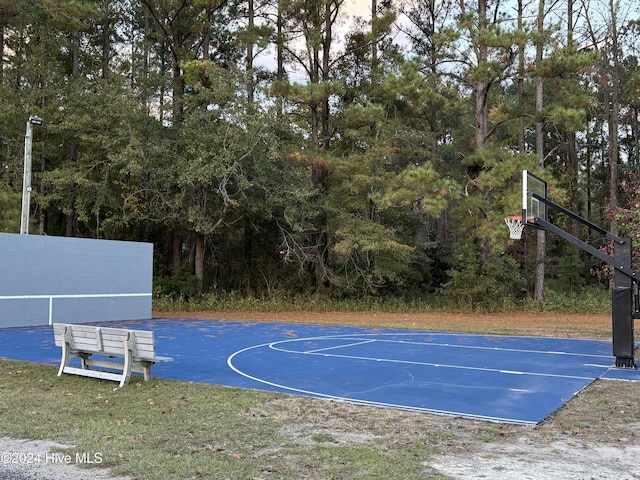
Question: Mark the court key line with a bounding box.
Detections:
[306,339,377,354]
[264,333,612,359]
[226,342,540,425]
[265,334,611,377]
[268,340,601,381]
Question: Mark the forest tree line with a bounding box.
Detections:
[1,0,639,307]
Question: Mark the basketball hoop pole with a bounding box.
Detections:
[532,194,639,369]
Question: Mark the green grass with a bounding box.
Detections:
[0,359,445,479]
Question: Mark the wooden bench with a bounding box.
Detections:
[53,323,173,387]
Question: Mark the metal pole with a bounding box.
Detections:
[20,119,33,234]
[612,238,636,368]
[20,116,42,235]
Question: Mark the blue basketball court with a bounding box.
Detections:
[1,318,638,425]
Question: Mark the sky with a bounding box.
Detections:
[254,0,409,80]
[345,0,372,17]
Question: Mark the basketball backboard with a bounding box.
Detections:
[522,170,547,224]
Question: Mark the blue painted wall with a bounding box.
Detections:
[0,233,152,328]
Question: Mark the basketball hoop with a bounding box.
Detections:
[504,216,525,240]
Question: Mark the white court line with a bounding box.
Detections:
[367,338,612,359]
[268,339,597,381]
[268,333,612,360]
[0,293,151,299]
[226,342,538,425]
[0,293,152,325]
[305,339,377,354]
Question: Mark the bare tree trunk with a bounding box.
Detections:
[65,30,81,238]
[194,233,206,294]
[632,105,640,170]
[142,12,150,111]
[533,0,546,302]
[371,0,377,85]
[607,0,620,236]
[586,111,593,224]
[102,0,110,79]
[276,4,284,115]
[246,0,255,104]
[170,229,182,275]
[564,0,582,289]
[0,25,3,84]
[517,0,525,153]
[474,0,488,151]
[321,0,331,149]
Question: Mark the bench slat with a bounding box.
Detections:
[64,349,172,363]
[102,330,155,356]
[144,355,172,363]
[63,366,122,383]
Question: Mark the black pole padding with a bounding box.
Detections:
[612,240,637,369]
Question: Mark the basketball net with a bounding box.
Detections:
[504,216,525,240]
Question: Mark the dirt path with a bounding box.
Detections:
[155,310,614,338]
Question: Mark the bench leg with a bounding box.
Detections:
[142,363,152,381]
[119,334,136,387]
[57,339,71,377]
[79,353,92,370]
[120,360,132,387]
